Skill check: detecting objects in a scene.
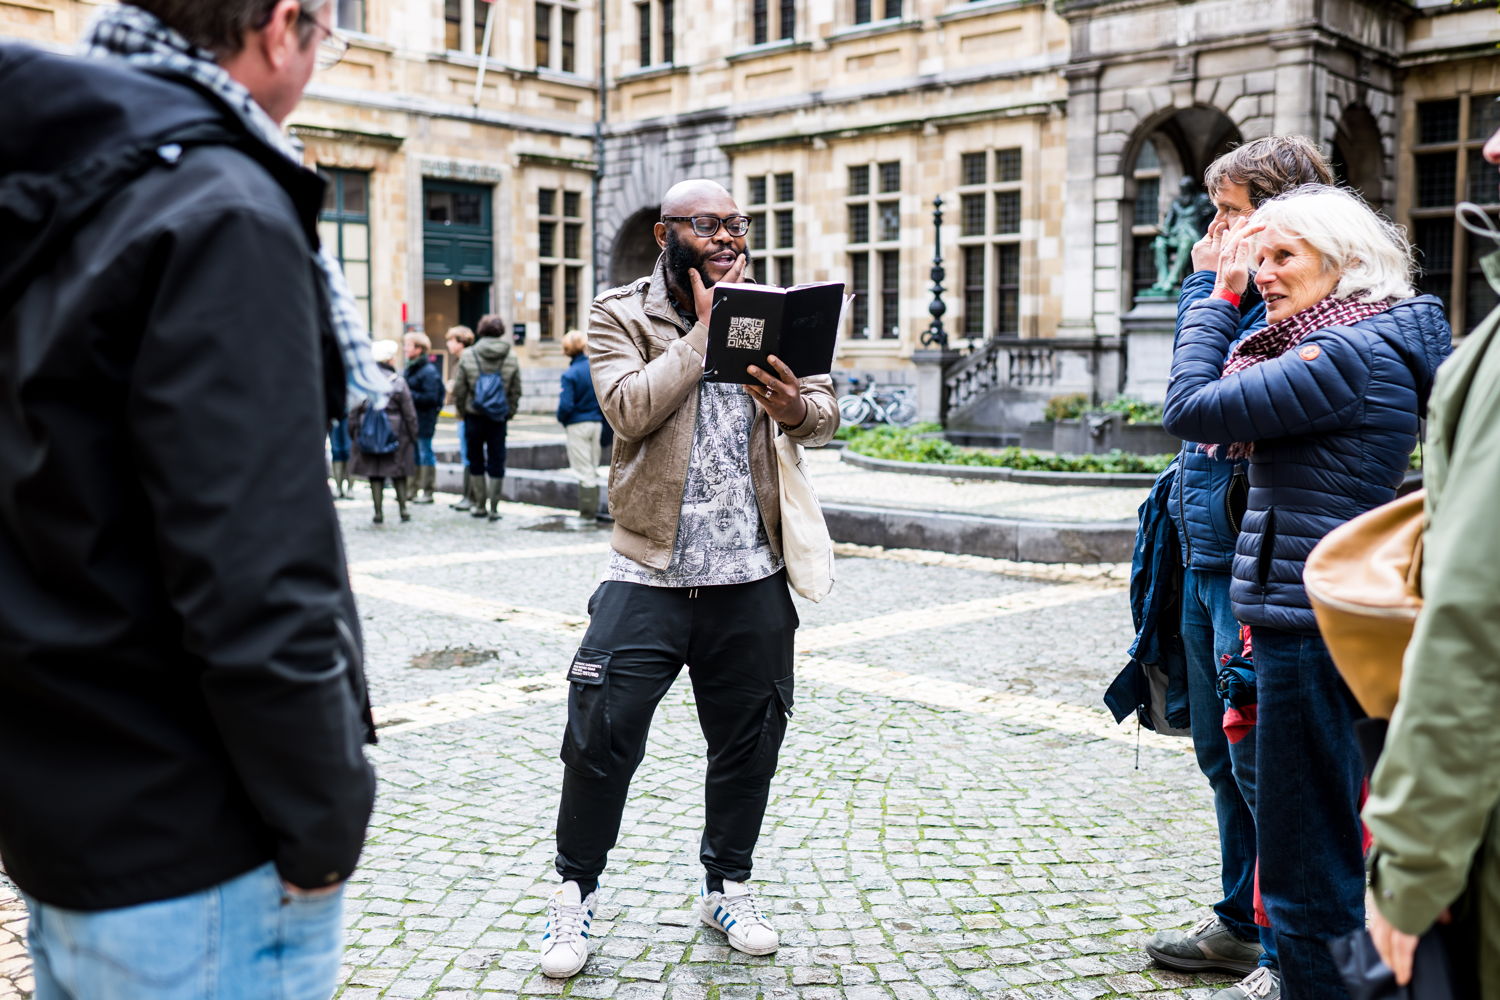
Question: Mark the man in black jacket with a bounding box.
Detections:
[0,2,376,997]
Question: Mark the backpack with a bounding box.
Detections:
[356,402,399,456]
[471,370,510,421]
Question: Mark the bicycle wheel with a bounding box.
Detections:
[886,397,917,426]
[839,395,874,425]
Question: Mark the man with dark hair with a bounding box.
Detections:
[450,313,522,520]
[0,2,377,997]
[1144,136,1334,1000]
[537,179,838,979]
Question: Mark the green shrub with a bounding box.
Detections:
[1043,393,1089,422]
[1097,396,1165,425]
[842,425,1172,474]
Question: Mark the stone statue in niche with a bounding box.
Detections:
[1149,176,1215,295]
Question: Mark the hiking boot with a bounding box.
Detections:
[1211,967,1281,1000]
[486,475,504,522]
[394,477,411,522]
[369,477,384,524]
[451,471,474,511]
[1145,915,1261,975]
[468,475,489,518]
[539,881,595,979]
[414,466,436,503]
[699,879,779,956]
[330,460,350,499]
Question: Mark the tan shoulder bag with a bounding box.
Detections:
[1304,489,1424,719]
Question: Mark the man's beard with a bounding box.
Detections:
[664,228,751,292]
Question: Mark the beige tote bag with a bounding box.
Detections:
[773,432,834,602]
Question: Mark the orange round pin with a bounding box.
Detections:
[1298,344,1322,361]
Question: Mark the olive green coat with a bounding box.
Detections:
[1365,252,1500,997]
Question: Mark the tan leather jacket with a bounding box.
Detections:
[587,256,838,570]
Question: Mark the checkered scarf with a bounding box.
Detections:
[80,4,388,411]
[1206,293,1391,458]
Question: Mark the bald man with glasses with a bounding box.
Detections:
[537,179,839,979]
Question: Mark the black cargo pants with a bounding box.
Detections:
[554,570,797,884]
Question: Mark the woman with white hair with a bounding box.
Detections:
[1163,184,1454,1000]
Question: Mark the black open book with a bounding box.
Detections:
[703,281,847,384]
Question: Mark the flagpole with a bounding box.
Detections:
[473,0,496,106]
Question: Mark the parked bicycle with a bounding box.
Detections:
[837,374,917,427]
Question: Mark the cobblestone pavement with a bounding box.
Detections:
[0,491,1241,1000]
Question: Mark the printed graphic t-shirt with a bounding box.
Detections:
[606,380,782,588]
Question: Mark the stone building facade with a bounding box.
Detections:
[6,0,1500,422]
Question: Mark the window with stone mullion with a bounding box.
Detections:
[1412,93,1500,332]
[846,162,900,341]
[746,171,795,287]
[956,147,1022,339]
[538,186,587,340]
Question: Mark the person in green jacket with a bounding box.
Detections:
[1363,126,1500,996]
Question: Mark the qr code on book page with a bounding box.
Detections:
[726,316,766,351]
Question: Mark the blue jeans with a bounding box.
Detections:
[415,435,435,467]
[327,419,350,463]
[1181,568,1276,967]
[465,414,508,478]
[1252,626,1365,999]
[23,862,344,1000]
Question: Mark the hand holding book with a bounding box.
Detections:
[746,355,808,428]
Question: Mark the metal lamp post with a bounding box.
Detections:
[921,196,948,349]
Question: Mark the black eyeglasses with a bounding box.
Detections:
[661,215,753,238]
[298,8,349,70]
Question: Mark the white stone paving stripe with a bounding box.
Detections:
[375,674,570,736]
[349,574,589,633]
[349,541,609,575]
[796,655,1186,753]
[370,655,1184,754]
[796,582,1119,651]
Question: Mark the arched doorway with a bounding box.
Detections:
[609,206,663,285]
[1123,108,1241,304]
[1331,104,1385,211]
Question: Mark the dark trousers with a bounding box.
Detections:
[555,572,798,884]
[465,413,508,478]
[1253,626,1365,999]
[1182,568,1275,965]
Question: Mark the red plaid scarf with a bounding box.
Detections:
[1205,294,1392,458]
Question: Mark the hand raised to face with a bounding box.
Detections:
[1212,217,1260,297]
[688,253,748,328]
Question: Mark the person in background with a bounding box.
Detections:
[1147,135,1335,1000]
[1363,124,1500,998]
[403,331,443,504]
[350,339,419,524]
[450,314,521,522]
[0,2,377,996]
[328,412,353,499]
[445,324,476,512]
[1163,185,1452,999]
[557,329,604,525]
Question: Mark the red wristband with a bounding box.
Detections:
[1214,288,1242,308]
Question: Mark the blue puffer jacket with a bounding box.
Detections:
[556,353,603,426]
[1163,294,1453,633]
[403,356,444,438]
[1167,271,1261,572]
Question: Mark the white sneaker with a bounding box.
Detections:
[539,881,596,978]
[698,879,779,955]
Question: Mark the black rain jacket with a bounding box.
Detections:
[0,44,376,910]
